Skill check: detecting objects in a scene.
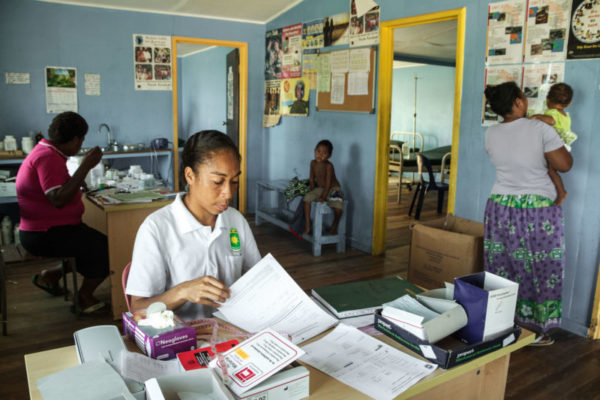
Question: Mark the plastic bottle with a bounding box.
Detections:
[4,135,17,151]
[2,216,13,245]
[13,224,20,245]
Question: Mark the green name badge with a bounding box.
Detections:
[230,228,241,252]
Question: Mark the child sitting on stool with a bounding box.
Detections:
[303,140,343,235]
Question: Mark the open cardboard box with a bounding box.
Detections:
[145,368,234,400]
[409,214,484,289]
[375,310,521,369]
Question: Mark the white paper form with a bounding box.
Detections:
[210,328,305,396]
[331,73,346,104]
[217,253,338,344]
[300,324,437,400]
[118,350,181,384]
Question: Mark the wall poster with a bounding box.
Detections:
[486,0,527,64]
[324,12,350,47]
[522,63,566,114]
[303,19,324,49]
[263,80,281,127]
[133,34,172,91]
[349,0,380,47]
[567,0,600,59]
[265,29,283,80]
[281,23,303,78]
[482,65,523,125]
[45,66,77,114]
[280,78,309,116]
[524,0,572,62]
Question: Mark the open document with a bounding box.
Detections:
[300,324,438,400]
[217,253,338,344]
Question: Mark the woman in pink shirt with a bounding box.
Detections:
[16,112,109,314]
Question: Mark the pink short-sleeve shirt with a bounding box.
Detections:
[16,139,84,231]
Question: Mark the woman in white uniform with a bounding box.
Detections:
[126,130,261,321]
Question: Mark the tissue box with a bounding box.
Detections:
[409,215,484,289]
[375,311,521,369]
[145,368,234,400]
[381,289,468,344]
[122,311,196,360]
[454,271,519,344]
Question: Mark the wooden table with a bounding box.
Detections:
[82,196,172,320]
[25,328,534,399]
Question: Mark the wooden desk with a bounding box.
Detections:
[82,196,172,319]
[25,328,534,400]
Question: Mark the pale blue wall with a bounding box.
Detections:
[268,0,600,337]
[0,0,265,199]
[179,47,230,140]
[391,65,455,149]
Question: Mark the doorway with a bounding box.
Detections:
[372,8,466,255]
[171,37,249,212]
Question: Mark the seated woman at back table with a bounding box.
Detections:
[126,130,261,321]
[16,111,110,314]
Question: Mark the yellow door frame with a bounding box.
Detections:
[372,8,466,255]
[171,37,249,213]
[589,267,600,338]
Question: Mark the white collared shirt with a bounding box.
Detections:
[126,193,261,321]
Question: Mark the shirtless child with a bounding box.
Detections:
[303,140,343,235]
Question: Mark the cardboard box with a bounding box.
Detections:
[122,311,196,360]
[234,365,310,400]
[374,311,521,369]
[381,288,468,344]
[145,368,234,400]
[454,271,519,344]
[409,214,484,289]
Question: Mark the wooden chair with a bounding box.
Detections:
[389,131,424,202]
[0,244,78,336]
[122,262,132,312]
[408,154,449,220]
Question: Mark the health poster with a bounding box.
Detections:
[303,49,319,89]
[280,77,309,116]
[324,12,350,47]
[482,65,523,125]
[133,34,172,91]
[349,0,380,47]
[524,0,572,62]
[265,29,283,80]
[486,0,527,64]
[45,66,77,114]
[263,80,281,127]
[567,0,600,59]
[303,19,324,49]
[522,63,565,115]
[281,23,303,79]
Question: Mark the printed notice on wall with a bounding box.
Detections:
[482,65,522,125]
[5,72,30,84]
[486,0,527,64]
[567,0,600,59]
[133,34,172,91]
[282,23,303,78]
[84,73,101,96]
[316,53,331,92]
[303,19,324,49]
[331,73,345,104]
[303,49,319,89]
[523,63,565,115]
[349,0,380,47]
[524,0,572,62]
[45,66,78,114]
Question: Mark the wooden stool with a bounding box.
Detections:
[307,201,347,257]
[0,244,78,336]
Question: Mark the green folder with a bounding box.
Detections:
[311,277,423,319]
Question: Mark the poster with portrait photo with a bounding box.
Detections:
[524,0,572,63]
[263,80,282,127]
[133,34,172,90]
[486,0,526,65]
[522,63,565,115]
[323,12,350,47]
[482,65,523,125]
[282,23,303,79]
[567,0,600,59]
[303,19,324,49]
[280,78,309,116]
[265,29,283,80]
[349,0,380,47]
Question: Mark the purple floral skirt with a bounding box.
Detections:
[484,195,564,334]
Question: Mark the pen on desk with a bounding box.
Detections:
[406,289,417,297]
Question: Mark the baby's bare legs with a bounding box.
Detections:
[303,201,312,235]
[328,208,342,235]
[548,167,567,205]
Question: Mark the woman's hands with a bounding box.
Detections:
[179,276,231,307]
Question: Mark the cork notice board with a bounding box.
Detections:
[316,46,376,113]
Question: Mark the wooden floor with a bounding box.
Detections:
[1,187,599,399]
